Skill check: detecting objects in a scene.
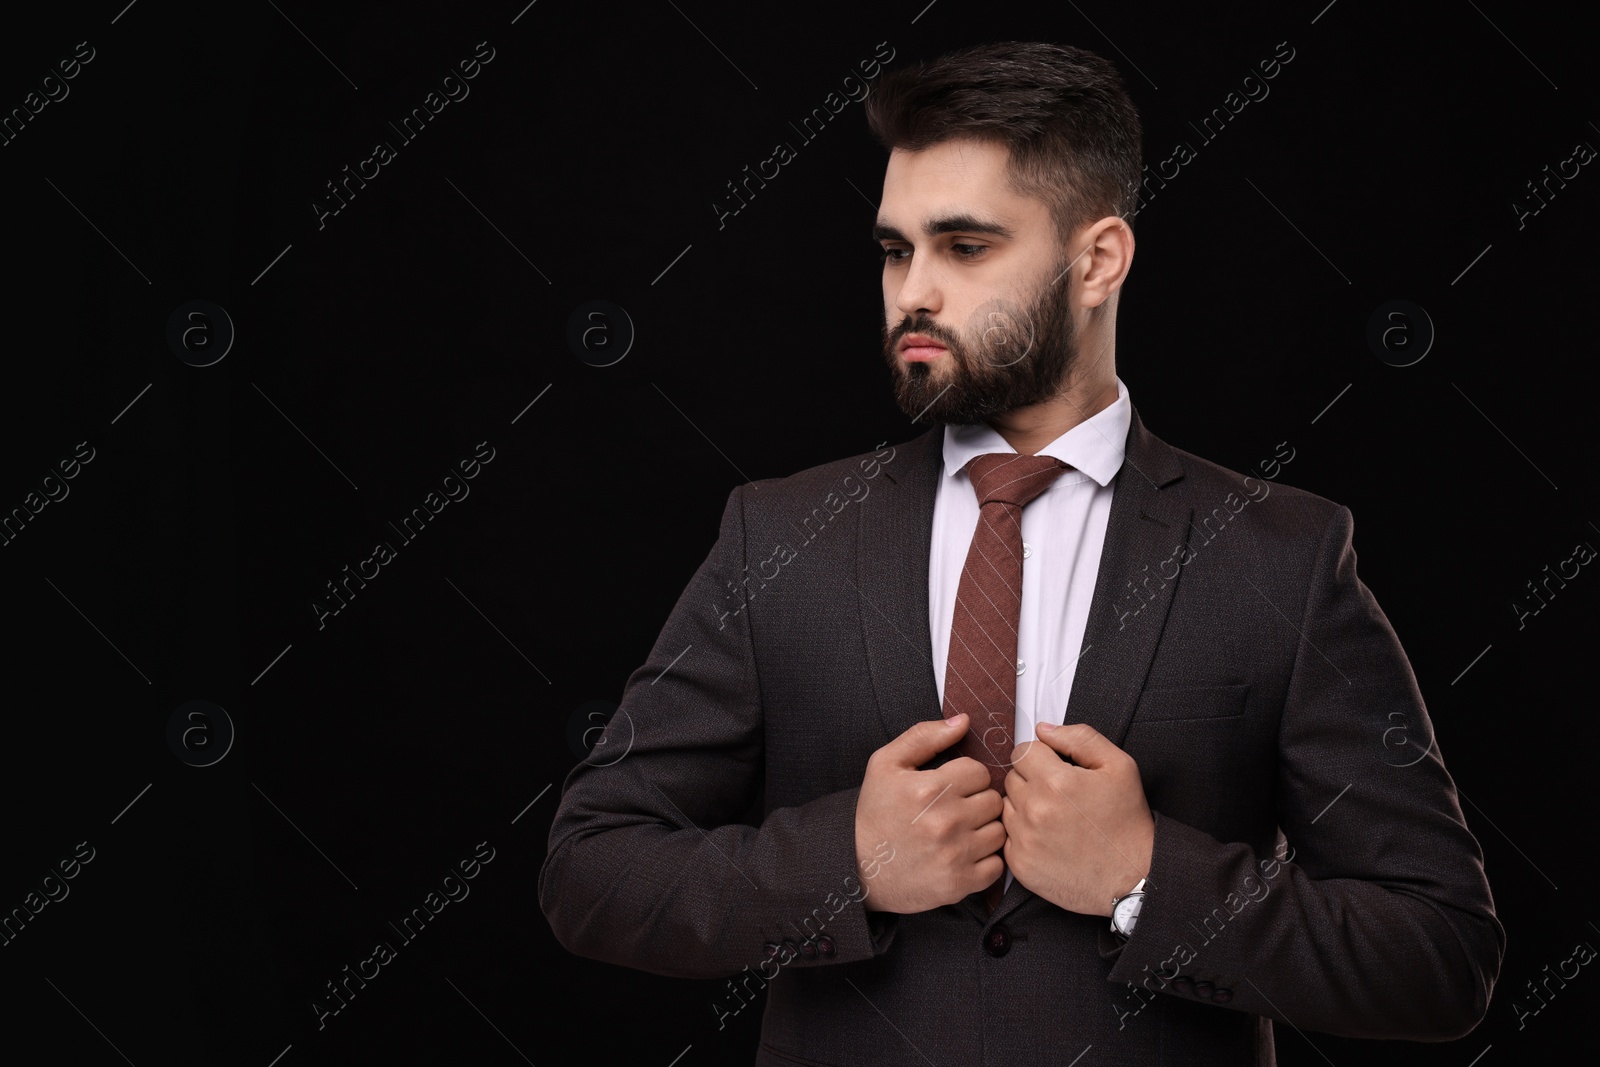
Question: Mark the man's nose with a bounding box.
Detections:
[894,257,943,318]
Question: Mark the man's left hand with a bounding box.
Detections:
[1002,722,1155,917]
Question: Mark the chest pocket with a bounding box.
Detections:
[1130,682,1249,723]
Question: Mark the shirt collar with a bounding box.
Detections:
[941,376,1131,488]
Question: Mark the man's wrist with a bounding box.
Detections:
[1110,813,1157,925]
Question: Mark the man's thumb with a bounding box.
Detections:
[891,714,967,766]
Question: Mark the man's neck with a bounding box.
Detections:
[987,377,1119,456]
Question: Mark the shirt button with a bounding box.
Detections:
[1022,541,1032,558]
[984,925,1012,958]
[1016,659,1025,675]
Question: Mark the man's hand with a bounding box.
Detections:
[1002,722,1155,916]
[855,713,1006,914]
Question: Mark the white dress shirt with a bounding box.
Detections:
[928,376,1132,894]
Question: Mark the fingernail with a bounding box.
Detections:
[1038,722,1056,732]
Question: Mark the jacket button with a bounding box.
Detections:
[781,939,799,960]
[1194,981,1214,999]
[1212,987,1233,1004]
[984,925,1011,958]
[763,942,781,962]
[1172,976,1194,994]
[800,938,818,959]
[817,935,836,958]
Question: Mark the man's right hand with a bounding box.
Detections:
[854,713,1006,914]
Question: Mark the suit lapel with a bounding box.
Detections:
[856,426,944,746]
[1054,406,1190,748]
[993,408,1190,921]
[855,410,1191,924]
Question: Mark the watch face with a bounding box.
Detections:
[1114,894,1143,930]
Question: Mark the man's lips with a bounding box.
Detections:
[899,334,947,361]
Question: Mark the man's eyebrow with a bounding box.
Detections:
[871,214,1015,242]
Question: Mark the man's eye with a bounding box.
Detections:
[880,244,985,263]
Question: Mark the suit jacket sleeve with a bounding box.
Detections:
[1102,504,1505,1040]
[539,484,895,979]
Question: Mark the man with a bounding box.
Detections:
[539,42,1502,1065]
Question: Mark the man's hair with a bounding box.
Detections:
[864,41,1143,243]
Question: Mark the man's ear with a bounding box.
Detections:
[1072,216,1134,311]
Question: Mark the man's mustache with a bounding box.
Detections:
[888,317,962,349]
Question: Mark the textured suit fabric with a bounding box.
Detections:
[538,407,1503,1066]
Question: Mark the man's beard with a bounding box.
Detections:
[881,261,1079,427]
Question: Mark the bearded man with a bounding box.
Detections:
[540,40,1502,1066]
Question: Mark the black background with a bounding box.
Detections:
[1,0,1594,1064]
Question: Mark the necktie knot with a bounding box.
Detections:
[966,452,1070,509]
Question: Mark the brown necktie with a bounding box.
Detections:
[942,452,1069,911]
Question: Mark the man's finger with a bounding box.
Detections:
[884,714,969,768]
[941,755,1005,796]
[1006,733,1056,781]
[1035,721,1118,768]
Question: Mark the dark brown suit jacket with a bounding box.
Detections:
[539,408,1503,1065]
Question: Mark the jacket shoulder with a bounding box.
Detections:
[740,437,916,501]
[1135,422,1349,549]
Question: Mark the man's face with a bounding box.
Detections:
[875,139,1079,426]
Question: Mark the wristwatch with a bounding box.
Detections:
[1110,877,1147,938]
